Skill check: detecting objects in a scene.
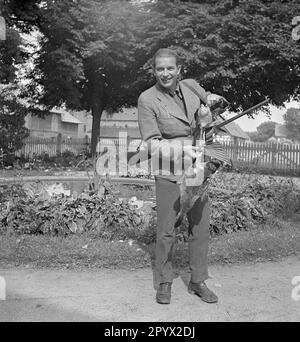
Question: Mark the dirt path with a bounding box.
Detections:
[0,257,299,322]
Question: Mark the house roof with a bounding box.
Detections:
[222,121,249,140]
[61,112,83,124]
[51,108,83,124]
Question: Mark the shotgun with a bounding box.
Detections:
[198,97,270,166]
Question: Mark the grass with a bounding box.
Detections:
[0,217,299,271]
[0,234,151,270]
[175,217,300,268]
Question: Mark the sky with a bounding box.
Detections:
[229,100,299,132]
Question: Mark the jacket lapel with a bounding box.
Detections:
[180,81,200,126]
[155,89,190,124]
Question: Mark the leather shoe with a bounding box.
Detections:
[188,281,218,303]
[156,282,172,304]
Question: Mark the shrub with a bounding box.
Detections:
[0,182,150,240]
[0,173,299,243]
[208,173,300,236]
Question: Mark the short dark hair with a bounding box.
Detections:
[152,48,181,68]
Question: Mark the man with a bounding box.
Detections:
[138,48,225,305]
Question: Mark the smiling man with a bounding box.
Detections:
[138,48,226,305]
[154,50,181,91]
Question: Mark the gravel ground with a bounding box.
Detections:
[0,256,299,322]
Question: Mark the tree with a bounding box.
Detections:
[249,121,276,142]
[25,0,155,157]
[0,0,41,163]
[0,85,29,164]
[284,108,300,142]
[246,131,258,142]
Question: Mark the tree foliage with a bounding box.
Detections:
[144,0,300,110]
[0,0,42,82]
[250,121,276,142]
[1,0,42,32]
[284,107,300,141]
[0,1,41,161]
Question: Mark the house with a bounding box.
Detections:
[215,121,250,143]
[267,123,300,144]
[25,108,92,139]
[268,123,297,144]
[100,107,140,140]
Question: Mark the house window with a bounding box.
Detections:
[31,115,52,130]
[62,122,78,133]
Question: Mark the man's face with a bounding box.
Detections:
[154,56,181,91]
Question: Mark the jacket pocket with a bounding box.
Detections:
[157,117,188,138]
[157,103,172,118]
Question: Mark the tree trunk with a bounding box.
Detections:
[91,101,104,159]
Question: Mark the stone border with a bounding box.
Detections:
[0,175,155,186]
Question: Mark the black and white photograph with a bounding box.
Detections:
[0,0,300,325]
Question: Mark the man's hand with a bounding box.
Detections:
[207,94,223,106]
[180,144,200,173]
[183,145,199,160]
[207,94,229,115]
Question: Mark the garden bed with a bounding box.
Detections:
[0,171,299,244]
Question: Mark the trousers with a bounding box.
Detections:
[155,176,210,284]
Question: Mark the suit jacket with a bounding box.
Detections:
[137,78,211,180]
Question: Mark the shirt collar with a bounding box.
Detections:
[156,81,180,97]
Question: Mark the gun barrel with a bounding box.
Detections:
[215,98,269,129]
